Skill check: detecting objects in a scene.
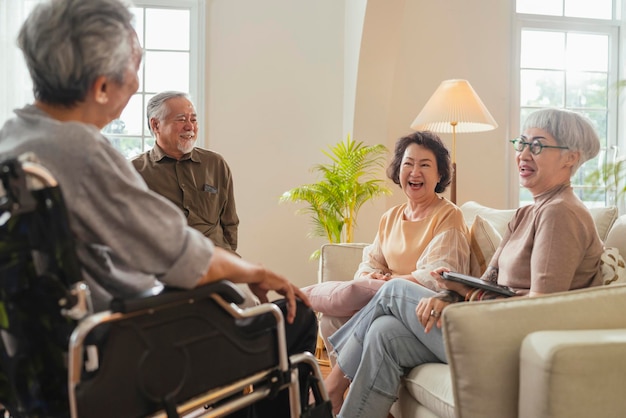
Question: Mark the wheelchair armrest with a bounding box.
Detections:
[110,280,246,313]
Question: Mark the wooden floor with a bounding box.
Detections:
[317,347,331,379]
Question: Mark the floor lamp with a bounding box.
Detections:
[410,79,498,203]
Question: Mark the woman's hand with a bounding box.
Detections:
[430,267,472,298]
[415,296,451,333]
[370,271,392,281]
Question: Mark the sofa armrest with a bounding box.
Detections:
[519,328,626,418]
[441,283,626,418]
[317,243,368,283]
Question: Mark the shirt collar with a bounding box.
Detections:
[149,144,201,163]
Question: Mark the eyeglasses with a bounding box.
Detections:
[510,138,569,155]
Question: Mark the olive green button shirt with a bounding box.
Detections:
[132,144,239,255]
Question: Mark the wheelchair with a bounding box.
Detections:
[0,154,333,418]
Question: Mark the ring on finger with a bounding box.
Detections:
[430,309,440,318]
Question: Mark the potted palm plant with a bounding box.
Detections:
[280,135,391,259]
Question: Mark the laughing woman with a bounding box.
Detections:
[312,131,471,362]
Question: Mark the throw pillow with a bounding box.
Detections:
[600,246,626,285]
[460,201,516,237]
[469,215,502,277]
[301,279,386,317]
[588,206,619,241]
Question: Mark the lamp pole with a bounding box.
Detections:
[451,121,457,204]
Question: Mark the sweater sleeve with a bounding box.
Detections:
[411,229,471,290]
[353,236,389,279]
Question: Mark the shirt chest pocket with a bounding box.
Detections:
[183,186,222,225]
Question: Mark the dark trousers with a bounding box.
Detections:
[228,298,318,418]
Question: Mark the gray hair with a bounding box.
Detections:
[18,0,138,106]
[522,108,600,175]
[146,91,194,136]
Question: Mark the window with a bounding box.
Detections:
[103,0,205,159]
[514,0,620,207]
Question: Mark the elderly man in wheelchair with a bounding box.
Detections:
[0,1,330,417]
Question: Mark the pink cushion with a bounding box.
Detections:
[301,279,386,317]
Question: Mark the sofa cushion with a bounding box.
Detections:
[469,215,502,277]
[402,363,455,418]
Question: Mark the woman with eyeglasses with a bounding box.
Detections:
[324,108,604,418]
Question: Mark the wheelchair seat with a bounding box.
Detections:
[0,154,332,418]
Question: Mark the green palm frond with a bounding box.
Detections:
[615,80,626,95]
[280,135,392,258]
[584,157,626,204]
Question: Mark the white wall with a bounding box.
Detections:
[206,0,346,288]
[205,0,514,289]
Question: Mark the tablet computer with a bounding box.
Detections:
[442,272,517,297]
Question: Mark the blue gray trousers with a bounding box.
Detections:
[328,280,447,418]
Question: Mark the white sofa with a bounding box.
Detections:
[317,201,626,418]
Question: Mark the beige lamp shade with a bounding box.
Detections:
[410,79,498,133]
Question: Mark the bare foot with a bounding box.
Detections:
[324,366,351,415]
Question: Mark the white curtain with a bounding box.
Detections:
[0,0,41,124]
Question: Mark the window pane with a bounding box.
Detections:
[102,95,144,137]
[105,136,145,160]
[567,33,608,72]
[516,0,562,16]
[130,7,144,47]
[582,110,608,145]
[570,109,608,205]
[145,9,190,50]
[573,157,606,207]
[565,0,612,19]
[102,119,127,135]
[521,30,565,69]
[520,69,565,107]
[566,72,607,109]
[119,95,145,136]
[144,51,190,92]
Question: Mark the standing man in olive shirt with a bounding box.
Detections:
[132,91,239,254]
